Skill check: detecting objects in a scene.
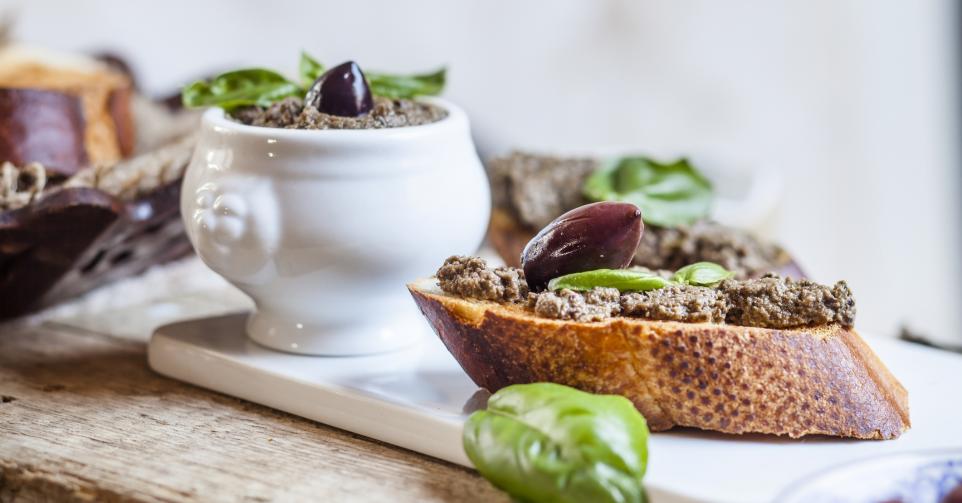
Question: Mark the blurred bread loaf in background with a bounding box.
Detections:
[0,44,134,171]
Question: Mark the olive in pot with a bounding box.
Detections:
[521,201,644,291]
[305,60,374,117]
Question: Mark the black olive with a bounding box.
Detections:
[305,61,374,117]
[521,201,644,291]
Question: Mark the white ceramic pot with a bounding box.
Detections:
[181,99,489,355]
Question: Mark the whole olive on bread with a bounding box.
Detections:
[521,201,643,291]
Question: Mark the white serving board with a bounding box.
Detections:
[149,313,962,503]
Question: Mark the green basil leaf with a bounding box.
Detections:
[548,269,668,292]
[463,383,649,503]
[366,67,446,99]
[583,156,712,228]
[671,261,734,287]
[181,69,302,112]
[181,80,214,108]
[299,51,325,88]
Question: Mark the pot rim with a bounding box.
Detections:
[200,96,465,143]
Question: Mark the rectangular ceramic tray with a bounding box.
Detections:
[148,313,962,503]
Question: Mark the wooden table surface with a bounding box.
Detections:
[0,321,508,502]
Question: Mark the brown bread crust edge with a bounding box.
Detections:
[408,278,910,439]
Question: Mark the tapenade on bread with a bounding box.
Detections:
[437,256,854,328]
[409,202,909,439]
[487,152,798,279]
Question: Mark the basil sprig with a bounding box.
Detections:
[367,68,446,99]
[548,269,668,292]
[583,156,712,228]
[298,51,325,88]
[548,262,733,292]
[182,69,302,111]
[671,261,734,287]
[182,51,446,111]
[463,383,649,503]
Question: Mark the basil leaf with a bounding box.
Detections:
[548,269,668,292]
[182,69,302,112]
[583,156,712,228]
[463,383,649,503]
[182,55,448,110]
[299,51,325,88]
[366,67,446,99]
[671,261,734,287]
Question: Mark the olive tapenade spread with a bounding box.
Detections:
[436,255,529,303]
[437,256,855,328]
[487,152,791,279]
[233,96,447,130]
[635,221,793,278]
[488,153,600,231]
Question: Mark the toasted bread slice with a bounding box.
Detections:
[408,278,910,439]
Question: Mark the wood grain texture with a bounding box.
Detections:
[0,324,508,503]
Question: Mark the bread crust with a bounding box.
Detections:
[408,278,910,439]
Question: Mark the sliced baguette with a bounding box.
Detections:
[408,277,910,439]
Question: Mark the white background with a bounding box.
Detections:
[6,0,960,342]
